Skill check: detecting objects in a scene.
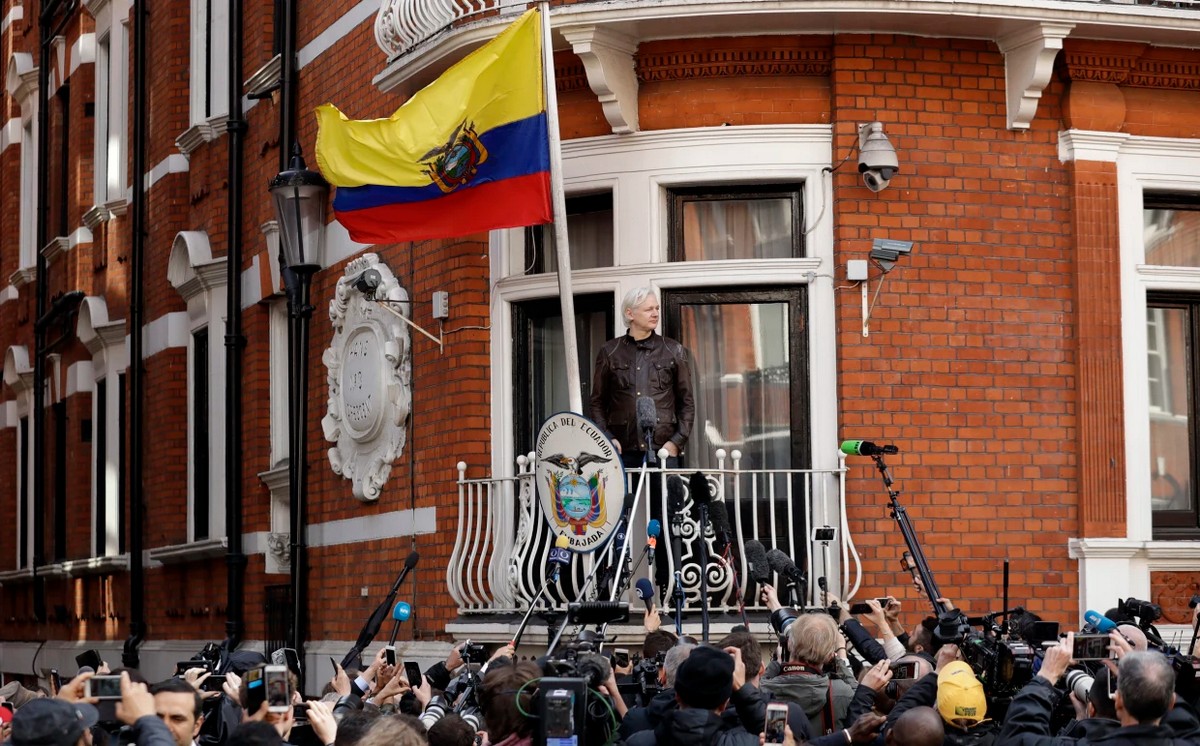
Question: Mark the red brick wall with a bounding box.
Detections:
[829,34,1079,620]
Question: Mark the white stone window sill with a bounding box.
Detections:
[148,537,228,564]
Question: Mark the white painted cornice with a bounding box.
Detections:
[245,54,282,99]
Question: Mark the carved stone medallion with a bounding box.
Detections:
[322,253,412,501]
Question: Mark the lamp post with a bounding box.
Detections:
[269,143,328,685]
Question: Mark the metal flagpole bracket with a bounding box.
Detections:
[372,298,444,354]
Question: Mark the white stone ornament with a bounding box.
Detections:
[323,253,412,501]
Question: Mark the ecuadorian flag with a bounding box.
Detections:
[315,9,551,244]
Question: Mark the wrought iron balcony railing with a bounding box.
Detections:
[448,450,859,619]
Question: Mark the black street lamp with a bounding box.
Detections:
[269,143,328,683]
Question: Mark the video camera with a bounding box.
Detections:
[624,651,665,706]
[535,626,622,746]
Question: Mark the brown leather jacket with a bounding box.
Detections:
[589,332,695,455]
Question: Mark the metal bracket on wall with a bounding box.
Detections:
[372,299,444,354]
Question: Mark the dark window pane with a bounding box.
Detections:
[193,329,210,541]
[671,186,803,261]
[525,193,613,274]
[1147,294,1199,538]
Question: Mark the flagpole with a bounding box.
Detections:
[539,1,584,415]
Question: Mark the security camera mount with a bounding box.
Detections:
[857,122,899,193]
[869,238,913,273]
[350,269,446,354]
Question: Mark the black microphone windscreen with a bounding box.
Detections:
[688,471,711,506]
[766,548,795,576]
[404,551,420,569]
[667,476,686,512]
[635,578,655,602]
[636,396,657,432]
[744,540,770,584]
[621,492,635,515]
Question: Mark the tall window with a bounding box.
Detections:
[189,0,229,124]
[512,295,614,455]
[94,378,107,554]
[19,115,37,269]
[53,401,67,562]
[524,192,614,274]
[1147,294,1198,538]
[18,415,30,569]
[192,328,210,541]
[87,0,130,212]
[670,185,804,261]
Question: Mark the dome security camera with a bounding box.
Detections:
[353,268,382,297]
[857,122,899,193]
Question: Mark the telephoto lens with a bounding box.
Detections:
[1064,669,1095,703]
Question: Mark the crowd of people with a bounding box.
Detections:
[3,589,1200,746]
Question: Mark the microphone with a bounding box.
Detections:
[1083,609,1117,634]
[403,550,419,570]
[548,535,571,583]
[387,601,412,645]
[744,540,771,585]
[646,519,661,569]
[840,440,899,456]
[635,578,655,610]
[612,493,637,548]
[766,549,806,587]
[637,396,658,465]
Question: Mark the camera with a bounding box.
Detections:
[353,269,382,298]
[1118,597,1162,624]
[1064,669,1094,704]
[857,122,899,193]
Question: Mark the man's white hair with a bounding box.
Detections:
[622,287,657,328]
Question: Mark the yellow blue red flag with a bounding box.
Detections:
[315,8,550,244]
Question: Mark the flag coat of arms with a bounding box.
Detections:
[315,9,551,244]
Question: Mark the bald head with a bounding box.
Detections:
[887,706,945,746]
[1116,624,1148,651]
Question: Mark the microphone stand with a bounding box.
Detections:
[871,454,949,617]
[669,507,685,636]
[696,501,711,643]
[606,452,652,601]
[512,567,562,648]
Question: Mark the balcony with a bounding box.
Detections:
[373,0,1200,131]
[446,450,860,644]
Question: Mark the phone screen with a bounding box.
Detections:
[765,704,788,744]
[1073,634,1111,661]
[384,646,397,667]
[86,676,123,701]
[245,667,266,714]
[613,649,630,668]
[403,661,423,687]
[265,666,290,712]
[891,661,918,680]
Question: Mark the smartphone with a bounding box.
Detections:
[76,649,103,671]
[2,702,15,714]
[265,665,290,713]
[50,669,62,694]
[245,666,266,714]
[200,674,227,693]
[811,526,836,542]
[612,648,630,669]
[176,660,210,676]
[85,675,123,701]
[765,702,789,744]
[403,661,423,687]
[848,598,892,615]
[1073,633,1111,661]
[384,645,397,667]
[891,661,918,680]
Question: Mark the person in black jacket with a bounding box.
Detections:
[625,646,758,746]
[1000,632,1200,746]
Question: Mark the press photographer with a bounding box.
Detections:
[999,631,1200,745]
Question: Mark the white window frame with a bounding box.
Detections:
[177,0,229,154]
[3,345,35,571]
[6,52,38,276]
[1061,130,1200,623]
[166,231,228,545]
[77,296,128,558]
[489,125,838,482]
[84,0,130,221]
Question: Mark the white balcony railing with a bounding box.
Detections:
[448,451,861,618]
